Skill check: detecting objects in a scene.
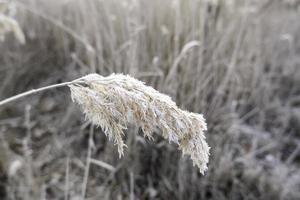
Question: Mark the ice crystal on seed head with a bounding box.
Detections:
[69,73,210,174]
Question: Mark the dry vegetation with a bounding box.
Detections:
[0,0,300,199]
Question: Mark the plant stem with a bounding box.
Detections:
[81,125,94,200]
[0,81,80,107]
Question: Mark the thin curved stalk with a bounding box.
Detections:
[0,81,81,107]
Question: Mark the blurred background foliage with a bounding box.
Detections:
[0,0,300,199]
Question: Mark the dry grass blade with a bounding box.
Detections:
[0,1,25,44]
[89,158,116,172]
[0,14,25,44]
[69,73,210,174]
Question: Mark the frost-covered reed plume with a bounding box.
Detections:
[70,73,210,173]
[0,1,25,44]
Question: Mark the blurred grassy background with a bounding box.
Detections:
[0,0,300,199]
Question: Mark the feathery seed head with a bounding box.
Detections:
[70,73,210,174]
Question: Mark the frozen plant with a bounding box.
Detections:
[0,73,210,174]
[70,74,210,174]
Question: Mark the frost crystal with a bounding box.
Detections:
[70,73,210,174]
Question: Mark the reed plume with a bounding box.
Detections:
[70,73,210,174]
